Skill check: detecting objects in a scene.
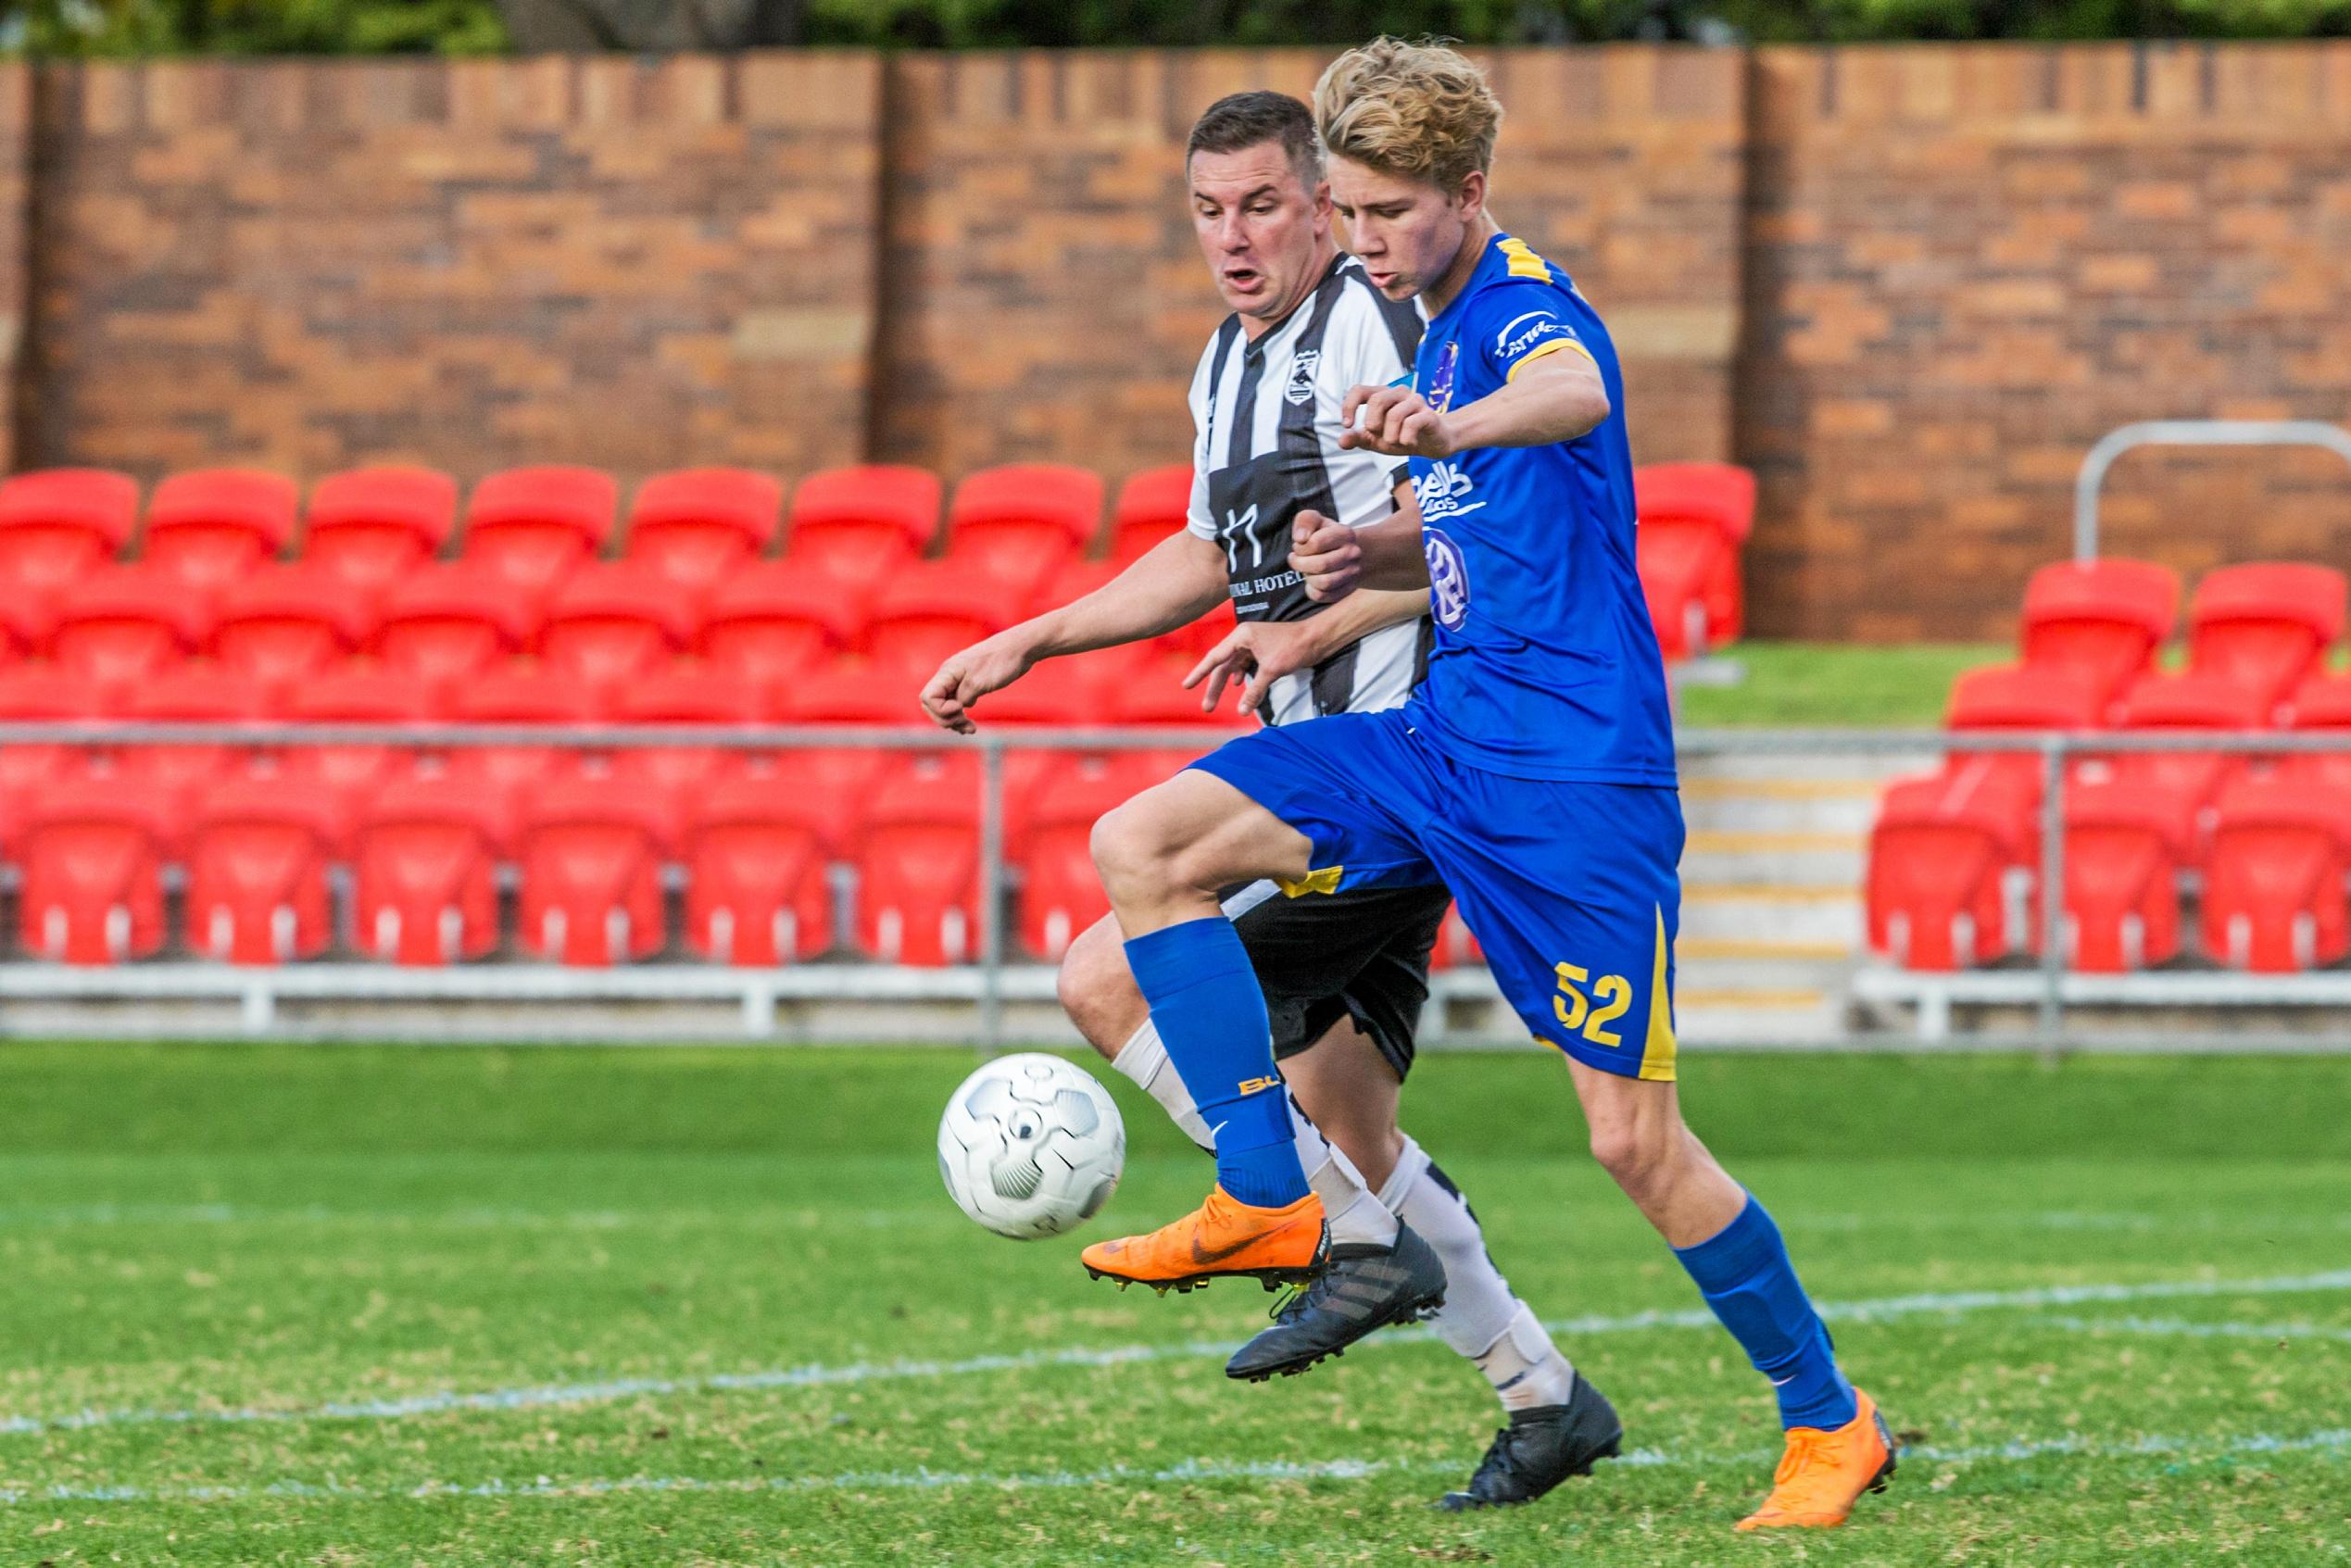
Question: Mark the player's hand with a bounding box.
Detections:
[1183,619,1320,718]
[919,632,1037,734]
[1290,510,1361,604]
[1339,383,1455,458]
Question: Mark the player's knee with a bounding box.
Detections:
[1586,1114,1671,1195]
[1090,798,1192,903]
[1055,922,1135,1060]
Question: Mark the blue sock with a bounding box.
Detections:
[1124,918,1308,1209]
[1673,1194,1857,1431]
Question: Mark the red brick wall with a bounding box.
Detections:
[873,46,1745,483]
[1742,44,2351,641]
[0,44,2345,639]
[19,53,880,489]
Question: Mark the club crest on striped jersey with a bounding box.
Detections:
[1283,349,1320,407]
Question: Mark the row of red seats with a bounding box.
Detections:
[0,460,1755,670]
[1868,555,2351,974]
[0,463,1183,600]
[0,558,1237,700]
[8,747,1213,971]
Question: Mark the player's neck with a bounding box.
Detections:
[1239,238,1339,341]
[1419,215,1499,319]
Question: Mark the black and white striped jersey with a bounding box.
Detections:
[1184,253,1430,726]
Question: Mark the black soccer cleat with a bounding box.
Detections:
[1435,1371,1624,1512]
[1224,1222,1448,1383]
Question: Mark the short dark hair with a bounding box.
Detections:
[1186,91,1322,188]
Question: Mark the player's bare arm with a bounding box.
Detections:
[1339,352,1609,459]
[1293,508,1427,600]
[920,531,1228,734]
[1185,585,1427,714]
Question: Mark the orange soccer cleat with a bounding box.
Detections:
[1080,1185,1326,1295]
[1736,1387,1898,1530]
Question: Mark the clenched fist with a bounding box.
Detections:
[1289,510,1362,604]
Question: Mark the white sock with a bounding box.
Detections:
[1108,1020,1213,1152]
[1289,1100,1399,1248]
[1382,1136,1577,1411]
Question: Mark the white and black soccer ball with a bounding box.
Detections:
[937,1052,1125,1239]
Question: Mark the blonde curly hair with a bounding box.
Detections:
[1313,37,1502,193]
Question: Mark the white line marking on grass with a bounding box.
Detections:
[2030,1314,2351,1345]
[1,1426,2345,1509]
[5,1269,2347,1439]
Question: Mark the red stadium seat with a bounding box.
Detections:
[944,464,1103,600]
[771,663,921,849]
[2102,671,2269,840]
[862,561,1017,676]
[0,667,113,839]
[608,663,769,825]
[623,468,784,589]
[142,469,299,591]
[1635,462,1755,659]
[2201,775,2351,972]
[51,566,214,687]
[185,778,342,964]
[1432,902,1485,970]
[17,781,176,963]
[1866,768,2038,971]
[1110,649,1256,729]
[443,663,603,840]
[698,562,862,696]
[1014,758,1139,960]
[459,465,618,595]
[784,465,941,591]
[2051,778,2196,973]
[1108,465,1195,566]
[116,665,277,823]
[684,778,832,964]
[853,755,982,965]
[2278,675,2351,795]
[517,775,672,966]
[1942,663,2104,800]
[212,564,379,689]
[302,465,459,592]
[0,469,138,597]
[373,563,539,685]
[537,563,701,692]
[2187,562,2347,709]
[2018,558,2180,710]
[278,665,438,834]
[0,593,57,662]
[353,776,506,965]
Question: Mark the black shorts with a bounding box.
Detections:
[1224,879,1451,1083]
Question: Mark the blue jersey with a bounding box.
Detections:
[1400,232,1676,785]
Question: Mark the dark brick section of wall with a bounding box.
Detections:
[0,64,31,474]
[1742,44,2351,641]
[19,54,880,489]
[874,47,1745,483]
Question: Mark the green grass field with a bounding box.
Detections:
[2,1043,2346,1566]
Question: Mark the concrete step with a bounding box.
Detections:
[1683,828,1865,889]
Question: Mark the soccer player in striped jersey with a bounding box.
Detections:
[1080,42,1897,1533]
[920,90,1614,1510]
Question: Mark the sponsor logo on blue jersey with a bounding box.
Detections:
[1414,459,1482,523]
[1423,339,1459,412]
[1424,527,1470,629]
[1494,309,1577,363]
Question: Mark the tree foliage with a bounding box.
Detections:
[2,0,2343,56]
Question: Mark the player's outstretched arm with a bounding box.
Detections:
[1338,353,1610,459]
[919,531,1228,734]
[1184,585,1428,715]
[1292,509,1428,602]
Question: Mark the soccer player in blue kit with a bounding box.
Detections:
[1083,39,1899,1532]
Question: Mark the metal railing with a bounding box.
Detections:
[2074,420,2351,562]
[3,718,2350,1051]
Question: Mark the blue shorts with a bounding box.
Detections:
[1189,709,1685,1082]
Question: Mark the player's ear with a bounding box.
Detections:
[1454,169,1485,222]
